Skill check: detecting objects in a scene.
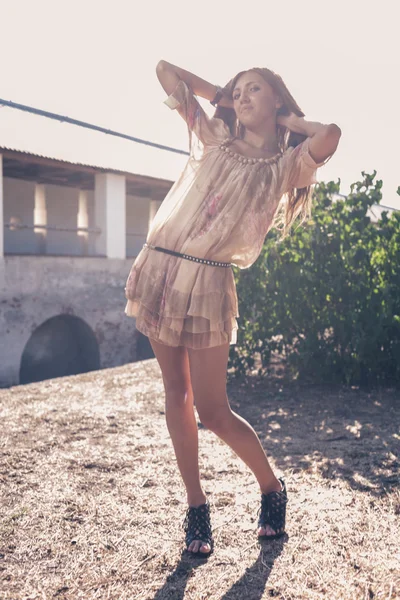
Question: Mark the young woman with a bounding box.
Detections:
[125,60,341,558]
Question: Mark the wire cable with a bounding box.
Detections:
[0,97,190,157]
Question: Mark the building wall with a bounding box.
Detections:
[0,255,139,387]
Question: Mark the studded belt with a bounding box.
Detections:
[143,243,233,268]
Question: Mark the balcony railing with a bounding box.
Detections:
[4,223,146,257]
[4,222,101,256]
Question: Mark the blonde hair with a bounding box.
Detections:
[214,67,314,240]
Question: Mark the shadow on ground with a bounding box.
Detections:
[151,538,287,600]
[227,376,399,496]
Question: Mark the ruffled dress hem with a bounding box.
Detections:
[124,246,239,349]
[125,298,238,348]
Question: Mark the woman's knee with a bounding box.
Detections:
[187,343,231,427]
[196,404,232,433]
[162,371,194,409]
[164,380,193,407]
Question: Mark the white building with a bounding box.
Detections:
[0,106,187,387]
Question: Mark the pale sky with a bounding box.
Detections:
[1,0,399,207]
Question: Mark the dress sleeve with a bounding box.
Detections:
[282,137,333,191]
[164,79,230,149]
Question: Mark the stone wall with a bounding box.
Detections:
[0,255,139,387]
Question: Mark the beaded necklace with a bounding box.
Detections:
[219,137,283,165]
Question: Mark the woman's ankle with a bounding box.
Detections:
[187,492,207,507]
[260,477,282,496]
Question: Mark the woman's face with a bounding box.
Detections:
[232,71,281,130]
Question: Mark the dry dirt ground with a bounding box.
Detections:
[0,358,399,600]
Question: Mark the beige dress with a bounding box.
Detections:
[124,80,329,349]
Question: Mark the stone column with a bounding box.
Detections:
[34,183,47,254]
[77,190,89,255]
[94,173,126,259]
[0,155,3,258]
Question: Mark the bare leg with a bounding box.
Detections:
[187,342,282,540]
[148,338,211,555]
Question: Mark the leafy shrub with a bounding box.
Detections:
[229,172,400,387]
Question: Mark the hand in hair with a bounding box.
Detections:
[277,112,339,140]
[277,112,308,133]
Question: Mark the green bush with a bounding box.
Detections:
[229,172,400,387]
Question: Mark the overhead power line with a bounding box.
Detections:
[0,97,189,157]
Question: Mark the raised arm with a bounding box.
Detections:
[277,113,341,164]
[156,60,233,108]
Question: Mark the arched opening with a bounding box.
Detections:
[20,315,100,384]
